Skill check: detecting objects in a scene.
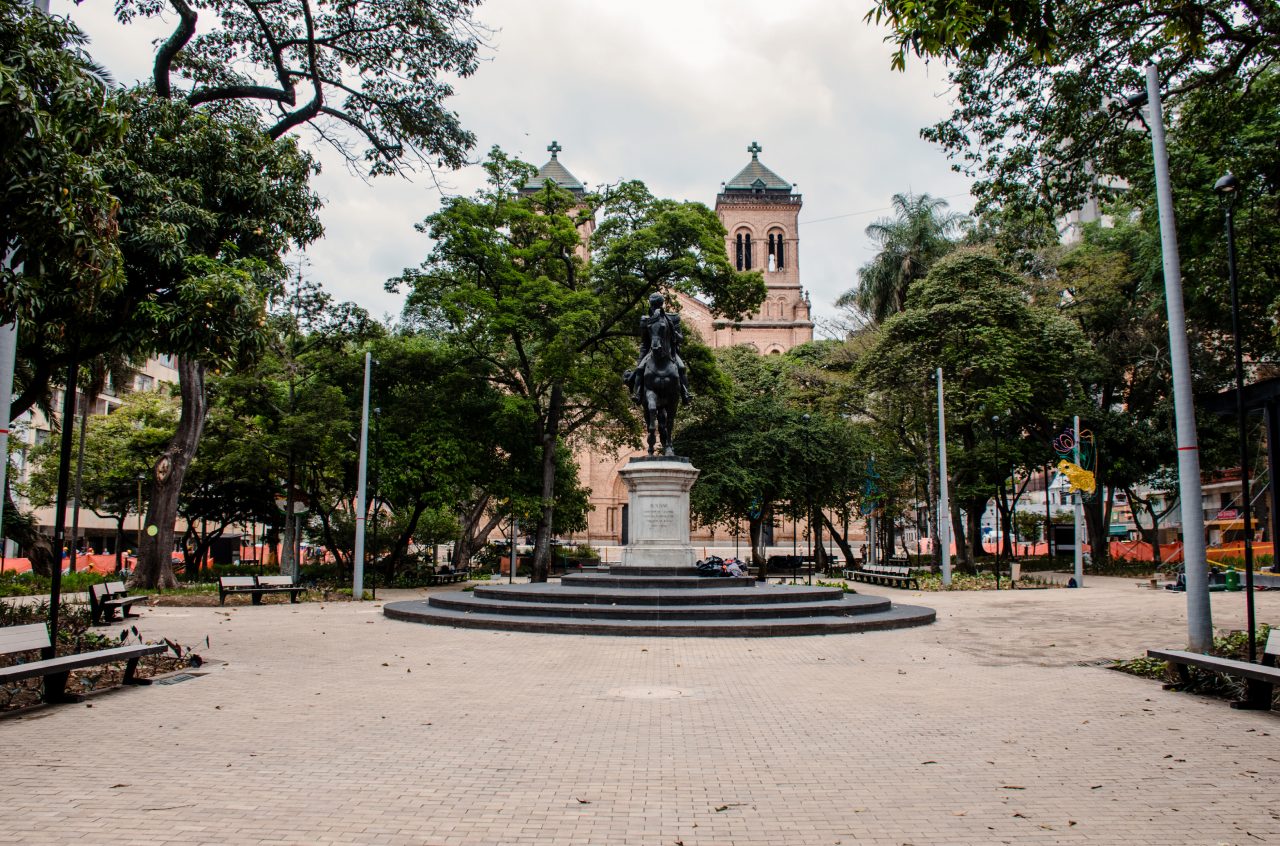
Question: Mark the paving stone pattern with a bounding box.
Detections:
[2,577,1278,845]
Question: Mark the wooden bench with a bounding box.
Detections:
[218,575,307,605]
[1148,630,1280,710]
[844,561,920,590]
[88,581,148,625]
[255,575,308,602]
[426,569,469,586]
[0,623,165,703]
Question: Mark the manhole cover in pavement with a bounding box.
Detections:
[607,686,685,699]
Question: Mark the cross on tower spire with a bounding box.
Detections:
[547,140,562,158]
[747,141,762,159]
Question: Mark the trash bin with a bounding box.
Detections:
[1224,568,1241,591]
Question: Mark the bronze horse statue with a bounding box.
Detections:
[638,315,680,455]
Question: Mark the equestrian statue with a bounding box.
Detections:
[623,292,693,456]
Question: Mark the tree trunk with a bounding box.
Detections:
[952,497,972,572]
[132,358,207,589]
[1083,495,1107,569]
[69,390,89,573]
[385,500,427,577]
[531,386,564,583]
[822,512,855,565]
[452,494,498,570]
[965,495,986,562]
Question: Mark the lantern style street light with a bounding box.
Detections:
[1213,171,1258,663]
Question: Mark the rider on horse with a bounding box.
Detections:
[626,292,693,406]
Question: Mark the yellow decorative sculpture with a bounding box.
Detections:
[1057,459,1096,495]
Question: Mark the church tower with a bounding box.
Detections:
[523,141,595,257]
[681,142,812,353]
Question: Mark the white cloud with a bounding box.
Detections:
[54,0,972,325]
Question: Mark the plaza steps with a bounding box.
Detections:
[383,566,935,637]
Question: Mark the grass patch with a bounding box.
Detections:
[913,572,1062,591]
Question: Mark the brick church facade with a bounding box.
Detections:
[528,142,814,546]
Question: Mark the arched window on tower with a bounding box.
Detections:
[768,230,785,270]
[735,230,752,271]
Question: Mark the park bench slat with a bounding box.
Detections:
[0,622,167,703]
[219,575,306,605]
[1149,635,1280,710]
[0,642,165,683]
[0,623,50,652]
[90,581,147,624]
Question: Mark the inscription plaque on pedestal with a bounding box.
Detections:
[619,457,700,569]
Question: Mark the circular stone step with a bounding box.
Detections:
[429,592,890,621]
[471,583,856,607]
[383,599,936,637]
[560,574,755,589]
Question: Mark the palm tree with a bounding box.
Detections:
[837,192,967,325]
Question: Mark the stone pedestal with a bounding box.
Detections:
[619,457,700,569]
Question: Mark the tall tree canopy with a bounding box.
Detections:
[0,0,124,325]
[837,192,966,326]
[867,1,1280,216]
[114,0,487,174]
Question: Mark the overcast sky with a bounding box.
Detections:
[54,0,973,329]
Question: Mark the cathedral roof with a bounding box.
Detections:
[525,140,585,194]
[724,141,792,192]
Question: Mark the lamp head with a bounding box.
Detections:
[1213,172,1239,195]
[1124,90,1148,110]
[801,413,811,423]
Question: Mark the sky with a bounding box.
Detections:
[53,0,973,329]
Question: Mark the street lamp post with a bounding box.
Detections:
[1130,64,1212,650]
[802,413,812,585]
[992,415,1001,590]
[1214,171,1258,663]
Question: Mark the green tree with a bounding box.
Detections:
[113,96,323,588]
[114,0,486,175]
[869,1,1280,220]
[837,192,966,326]
[857,248,1089,568]
[25,391,178,572]
[394,150,764,582]
[677,346,870,572]
[0,0,124,340]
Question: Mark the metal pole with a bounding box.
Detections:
[1045,465,1054,560]
[1074,415,1084,588]
[352,351,371,600]
[1146,63,1211,650]
[937,368,951,586]
[1223,196,1257,662]
[0,322,15,561]
[994,421,1001,591]
[1267,403,1280,574]
[510,513,517,584]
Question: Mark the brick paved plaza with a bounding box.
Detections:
[3,576,1278,845]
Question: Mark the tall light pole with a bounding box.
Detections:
[1214,171,1257,663]
[1132,64,1212,650]
[937,369,951,586]
[992,415,1001,590]
[352,352,372,600]
[1073,416,1085,589]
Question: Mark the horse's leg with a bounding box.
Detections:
[662,400,676,455]
[644,392,657,454]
